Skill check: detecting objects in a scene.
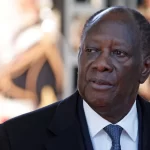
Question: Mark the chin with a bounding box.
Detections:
[87,98,112,116]
[85,93,112,108]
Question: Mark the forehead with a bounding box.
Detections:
[83,10,137,47]
[90,8,135,27]
[85,21,132,46]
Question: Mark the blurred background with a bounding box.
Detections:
[0,0,149,123]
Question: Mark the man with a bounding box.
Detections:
[0,6,150,150]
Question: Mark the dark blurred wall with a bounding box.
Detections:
[138,0,143,5]
[53,0,64,33]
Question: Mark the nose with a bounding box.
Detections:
[92,52,113,72]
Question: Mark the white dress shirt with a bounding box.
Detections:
[83,100,138,150]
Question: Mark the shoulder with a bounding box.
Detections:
[0,100,61,149]
[0,100,63,149]
[0,91,80,149]
[3,100,60,130]
[3,91,79,131]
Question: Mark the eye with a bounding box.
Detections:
[85,48,98,53]
[112,49,127,57]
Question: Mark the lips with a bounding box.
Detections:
[90,78,112,85]
[89,78,113,90]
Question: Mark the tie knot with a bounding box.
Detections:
[104,125,123,146]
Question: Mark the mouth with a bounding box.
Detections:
[89,79,113,90]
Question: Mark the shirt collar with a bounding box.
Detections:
[83,100,138,142]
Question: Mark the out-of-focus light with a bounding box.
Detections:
[91,0,106,8]
[40,7,51,20]
[0,50,14,65]
[14,26,42,53]
[41,19,56,33]
[39,0,53,9]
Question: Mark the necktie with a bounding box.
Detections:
[104,125,123,150]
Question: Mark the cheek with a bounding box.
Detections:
[78,53,93,76]
[78,54,93,90]
[116,60,138,87]
[78,64,88,86]
[77,67,88,99]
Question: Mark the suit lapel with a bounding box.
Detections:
[78,96,94,150]
[137,95,150,150]
[44,91,85,150]
[45,119,85,150]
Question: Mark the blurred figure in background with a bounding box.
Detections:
[138,0,150,20]
[0,0,64,121]
[139,76,150,100]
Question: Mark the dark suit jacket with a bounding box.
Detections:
[0,91,150,150]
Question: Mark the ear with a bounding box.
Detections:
[78,47,81,56]
[139,56,150,83]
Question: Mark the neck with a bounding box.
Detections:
[98,96,136,124]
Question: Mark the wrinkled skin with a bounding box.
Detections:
[77,9,150,123]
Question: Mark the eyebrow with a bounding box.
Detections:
[113,40,132,49]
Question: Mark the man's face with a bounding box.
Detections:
[78,18,142,116]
